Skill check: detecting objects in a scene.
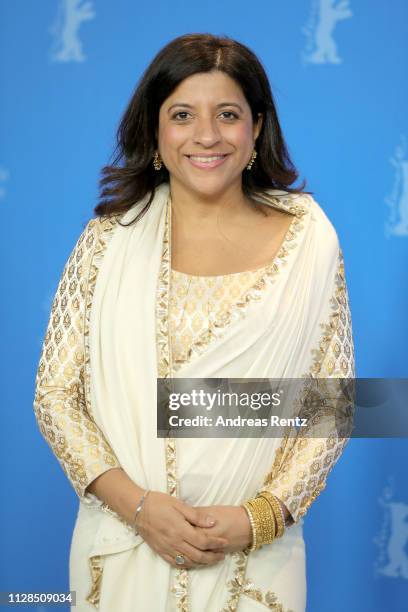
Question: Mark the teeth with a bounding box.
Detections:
[189,155,225,162]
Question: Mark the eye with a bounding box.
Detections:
[171,111,191,121]
[219,111,239,120]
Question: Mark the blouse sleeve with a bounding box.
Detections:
[33,218,121,502]
[259,248,355,524]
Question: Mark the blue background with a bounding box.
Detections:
[1,1,407,610]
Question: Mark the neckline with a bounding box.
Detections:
[170,261,271,279]
[168,189,306,280]
[157,191,308,375]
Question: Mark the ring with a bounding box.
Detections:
[175,554,186,565]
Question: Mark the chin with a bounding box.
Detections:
[184,175,239,199]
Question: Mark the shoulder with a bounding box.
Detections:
[83,214,122,247]
[66,215,121,271]
[290,192,340,256]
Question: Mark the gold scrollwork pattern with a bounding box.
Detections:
[221,551,294,611]
[157,197,189,611]
[86,555,104,609]
[241,581,295,612]
[33,217,122,502]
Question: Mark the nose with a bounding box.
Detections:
[192,116,221,147]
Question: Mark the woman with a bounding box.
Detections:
[33,33,355,611]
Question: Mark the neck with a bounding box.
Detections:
[168,177,252,227]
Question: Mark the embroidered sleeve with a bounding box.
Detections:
[33,218,121,501]
[260,248,355,524]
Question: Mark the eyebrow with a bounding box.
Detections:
[167,102,244,113]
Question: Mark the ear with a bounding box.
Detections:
[253,113,263,141]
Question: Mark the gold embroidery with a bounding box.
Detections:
[160,193,308,611]
[220,551,294,611]
[221,551,249,611]
[169,269,266,364]
[83,216,120,423]
[34,189,321,610]
[242,579,295,611]
[33,218,121,502]
[86,555,103,608]
[259,247,355,523]
[309,249,354,378]
[156,197,189,611]
[169,193,308,374]
[33,214,136,609]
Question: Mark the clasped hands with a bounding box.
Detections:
[135,491,252,569]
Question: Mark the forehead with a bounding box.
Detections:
[161,71,247,107]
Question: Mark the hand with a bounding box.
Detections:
[135,491,229,569]
[193,505,252,554]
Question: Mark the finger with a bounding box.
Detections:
[182,523,228,551]
[161,552,198,570]
[177,503,216,528]
[178,541,226,566]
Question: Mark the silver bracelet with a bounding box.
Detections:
[132,490,150,533]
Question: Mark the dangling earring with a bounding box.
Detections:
[246,148,257,170]
[153,151,163,171]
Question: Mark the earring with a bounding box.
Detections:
[153,151,163,171]
[246,148,257,170]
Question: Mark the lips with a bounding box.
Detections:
[188,154,226,162]
[185,153,229,169]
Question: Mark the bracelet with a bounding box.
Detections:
[258,492,285,538]
[132,489,150,533]
[255,496,275,545]
[242,503,257,551]
[243,496,275,550]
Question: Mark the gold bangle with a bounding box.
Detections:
[257,496,275,545]
[244,496,275,548]
[258,492,285,538]
[242,502,257,551]
[269,495,285,538]
[246,498,264,547]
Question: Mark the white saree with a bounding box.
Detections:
[34,182,355,612]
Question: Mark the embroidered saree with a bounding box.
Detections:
[33,182,355,611]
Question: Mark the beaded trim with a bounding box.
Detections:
[156,197,188,610]
[83,215,134,610]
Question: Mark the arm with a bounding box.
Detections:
[33,218,122,503]
[193,248,354,550]
[259,248,355,524]
[193,249,354,550]
[33,217,229,567]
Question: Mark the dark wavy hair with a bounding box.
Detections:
[94,33,310,225]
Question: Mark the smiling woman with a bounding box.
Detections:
[158,71,262,197]
[33,33,354,612]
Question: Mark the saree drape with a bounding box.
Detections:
[33,182,355,612]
